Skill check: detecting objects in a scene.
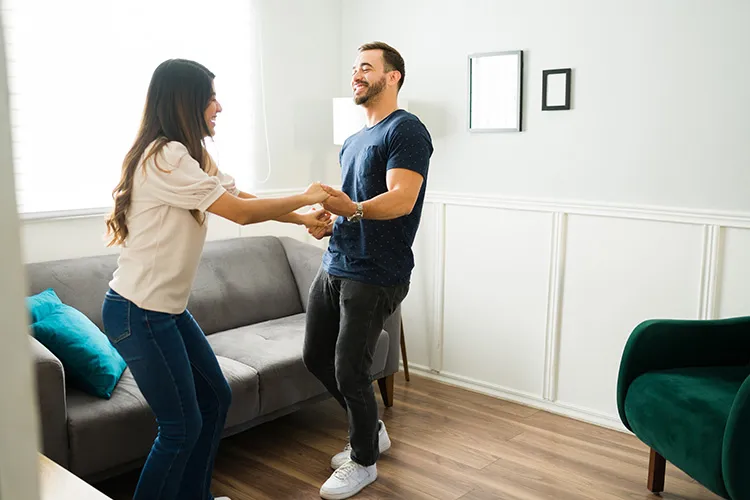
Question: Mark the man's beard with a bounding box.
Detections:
[353,76,386,105]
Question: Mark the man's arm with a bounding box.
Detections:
[238,191,329,227]
[321,169,423,220]
[322,117,431,220]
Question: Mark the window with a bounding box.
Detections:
[2,0,262,215]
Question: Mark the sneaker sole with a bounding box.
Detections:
[319,472,377,500]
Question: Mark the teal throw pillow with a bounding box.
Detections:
[26,288,62,323]
[31,303,126,399]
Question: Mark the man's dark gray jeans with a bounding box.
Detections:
[302,266,408,467]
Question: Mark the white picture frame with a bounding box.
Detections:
[468,50,523,132]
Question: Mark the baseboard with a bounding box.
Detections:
[403,363,629,434]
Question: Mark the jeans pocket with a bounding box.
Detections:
[381,284,410,318]
[102,297,131,345]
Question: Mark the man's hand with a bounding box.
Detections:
[298,207,332,229]
[321,185,357,217]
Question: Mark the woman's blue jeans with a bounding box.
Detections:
[101,289,231,500]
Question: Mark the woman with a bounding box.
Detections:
[101,59,329,500]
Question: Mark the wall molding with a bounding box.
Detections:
[426,191,750,229]
[418,190,750,431]
[698,225,722,320]
[429,204,447,372]
[405,363,628,433]
[542,212,566,402]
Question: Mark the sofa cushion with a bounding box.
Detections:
[26,288,63,323]
[187,236,304,335]
[208,313,390,416]
[67,356,259,478]
[31,301,126,399]
[624,365,750,499]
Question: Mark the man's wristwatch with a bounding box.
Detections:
[347,202,364,222]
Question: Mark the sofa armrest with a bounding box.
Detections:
[30,336,68,467]
[617,316,750,431]
[381,305,402,378]
[280,236,325,311]
[724,374,750,500]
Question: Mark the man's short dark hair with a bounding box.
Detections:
[358,41,405,91]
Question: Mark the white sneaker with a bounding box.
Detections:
[215,497,231,500]
[319,460,377,500]
[330,420,391,469]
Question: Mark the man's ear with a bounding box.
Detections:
[389,70,402,87]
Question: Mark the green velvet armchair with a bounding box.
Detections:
[617,317,750,499]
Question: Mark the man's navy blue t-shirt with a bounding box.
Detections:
[322,109,433,287]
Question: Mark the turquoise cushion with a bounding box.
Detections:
[30,303,126,399]
[26,288,62,323]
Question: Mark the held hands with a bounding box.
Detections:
[307,207,335,240]
[320,185,357,217]
[303,183,331,205]
[299,207,332,229]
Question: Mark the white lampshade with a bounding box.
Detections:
[332,97,409,145]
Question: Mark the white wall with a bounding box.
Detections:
[0,5,41,498]
[341,0,750,430]
[341,0,750,212]
[254,0,342,190]
[16,0,750,434]
[20,0,341,264]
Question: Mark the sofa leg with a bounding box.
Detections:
[378,374,394,408]
[647,448,666,493]
[400,318,410,382]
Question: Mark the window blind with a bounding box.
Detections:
[1,0,262,215]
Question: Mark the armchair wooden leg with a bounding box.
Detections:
[400,318,410,382]
[378,374,394,408]
[647,448,666,493]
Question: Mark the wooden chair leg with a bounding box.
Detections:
[378,374,394,407]
[647,448,666,493]
[400,318,410,382]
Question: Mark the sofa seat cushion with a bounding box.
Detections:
[66,356,259,479]
[624,365,750,499]
[208,313,390,417]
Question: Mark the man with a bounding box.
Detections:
[303,41,433,499]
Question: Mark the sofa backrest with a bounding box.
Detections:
[24,236,304,335]
[187,236,304,334]
[26,252,118,331]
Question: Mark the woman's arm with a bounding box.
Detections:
[236,191,330,227]
[206,184,328,225]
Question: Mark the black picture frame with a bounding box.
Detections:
[541,68,571,111]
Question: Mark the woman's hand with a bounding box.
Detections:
[303,183,330,204]
[299,207,332,229]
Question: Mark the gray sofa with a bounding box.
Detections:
[25,235,402,482]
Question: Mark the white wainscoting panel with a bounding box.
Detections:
[556,215,704,418]
[441,205,554,399]
[716,227,750,319]
[24,187,750,433]
[401,202,439,369]
[22,215,119,263]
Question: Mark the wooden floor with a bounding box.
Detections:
[96,374,720,500]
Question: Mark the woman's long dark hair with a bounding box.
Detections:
[105,59,216,246]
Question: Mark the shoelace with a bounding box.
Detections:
[333,460,361,480]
